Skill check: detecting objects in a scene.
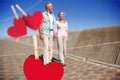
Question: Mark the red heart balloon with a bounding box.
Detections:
[7,18,27,37]
[24,55,64,80]
[23,11,43,30]
[24,55,44,80]
[43,62,64,80]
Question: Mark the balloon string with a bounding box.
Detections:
[0,0,42,22]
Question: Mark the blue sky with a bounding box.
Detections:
[0,0,120,38]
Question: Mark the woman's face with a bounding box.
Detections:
[59,12,64,20]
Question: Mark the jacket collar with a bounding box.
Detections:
[45,11,53,15]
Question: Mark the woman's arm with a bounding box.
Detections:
[66,30,69,43]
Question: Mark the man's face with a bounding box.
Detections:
[47,3,53,12]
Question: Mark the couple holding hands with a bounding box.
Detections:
[39,2,68,66]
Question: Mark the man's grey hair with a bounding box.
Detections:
[45,2,52,9]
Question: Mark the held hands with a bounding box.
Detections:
[57,26,60,29]
[54,33,58,38]
[66,37,69,43]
